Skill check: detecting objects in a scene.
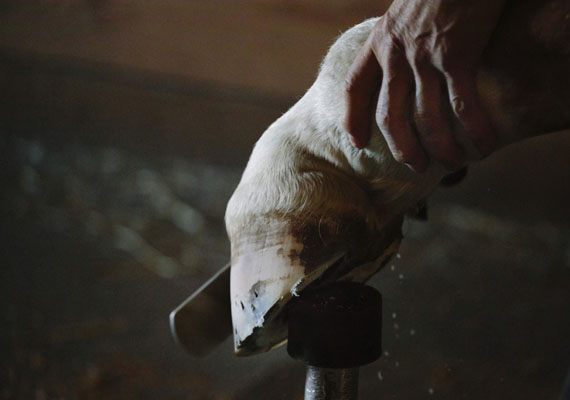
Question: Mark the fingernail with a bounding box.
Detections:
[404,162,417,172]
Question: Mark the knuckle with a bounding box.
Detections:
[410,48,430,69]
[369,20,394,52]
[375,109,390,131]
[391,149,406,164]
[377,36,406,67]
[376,109,405,134]
[380,14,399,38]
[374,16,387,32]
[372,25,390,48]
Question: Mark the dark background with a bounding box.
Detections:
[1,1,569,399]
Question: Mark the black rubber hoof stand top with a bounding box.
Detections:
[287,281,383,369]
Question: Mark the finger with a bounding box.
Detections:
[344,36,382,149]
[444,70,497,157]
[413,64,465,171]
[376,53,428,173]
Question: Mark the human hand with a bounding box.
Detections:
[344,0,505,172]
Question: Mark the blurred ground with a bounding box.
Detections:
[2,132,569,400]
[1,1,570,399]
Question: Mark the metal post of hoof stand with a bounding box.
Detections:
[287,281,383,400]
